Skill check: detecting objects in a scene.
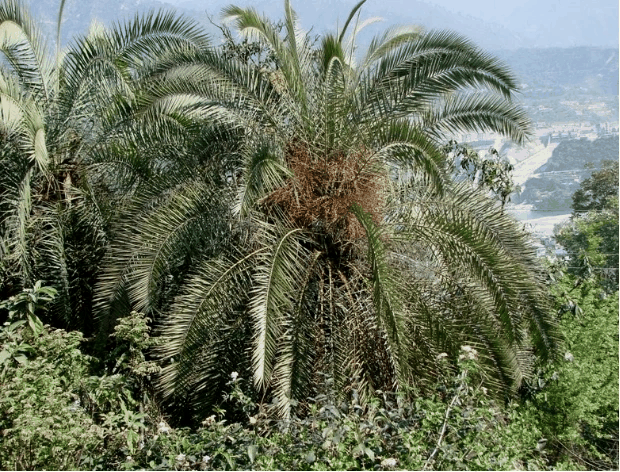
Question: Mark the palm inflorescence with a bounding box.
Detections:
[0,0,559,421]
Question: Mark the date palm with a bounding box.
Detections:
[95,0,559,420]
[0,0,210,331]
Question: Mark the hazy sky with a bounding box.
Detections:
[168,0,618,26]
[164,0,618,48]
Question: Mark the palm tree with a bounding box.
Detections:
[94,0,559,420]
[0,0,210,332]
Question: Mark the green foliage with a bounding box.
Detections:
[571,160,619,213]
[554,159,618,291]
[531,276,619,469]
[555,202,619,290]
[0,291,166,470]
[0,2,610,470]
[102,350,548,471]
[0,319,103,469]
[443,141,521,206]
[0,280,56,336]
[109,311,162,378]
[0,285,613,470]
[540,164,619,468]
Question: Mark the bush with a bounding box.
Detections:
[0,321,104,470]
[531,276,619,469]
[2,284,616,470]
[0,291,163,470]
[113,349,547,471]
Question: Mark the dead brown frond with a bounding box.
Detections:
[262,141,386,240]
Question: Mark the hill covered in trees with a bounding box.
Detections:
[514,136,619,210]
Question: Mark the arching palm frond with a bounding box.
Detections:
[0,0,52,102]
[385,179,558,391]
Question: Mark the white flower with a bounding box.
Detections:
[176,453,186,463]
[564,352,574,362]
[157,421,171,434]
[126,456,133,462]
[202,455,211,463]
[381,457,398,468]
[202,415,216,426]
[459,345,478,360]
[230,371,239,381]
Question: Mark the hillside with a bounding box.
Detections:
[496,48,619,98]
[28,0,618,52]
[29,0,522,51]
[513,136,619,211]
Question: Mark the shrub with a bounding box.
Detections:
[531,276,619,469]
[0,290,163,470]
[115,349,548,471]
[0,321,104,470]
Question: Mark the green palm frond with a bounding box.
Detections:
[421,92,532,144]
[386,180,559,388]
[337,0,367,43]
[270,249,321,418]
[249,223,310,390]
[351,203,408,384]
[0,0,52,101]
[93,176,230,328]
[155,249,260,407]
[372,119,448,193]
[2,167,32,285]
[235,141,290,217]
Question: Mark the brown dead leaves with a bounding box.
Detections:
[262,141,386,240]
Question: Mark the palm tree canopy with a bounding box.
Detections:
[91,0,559,421]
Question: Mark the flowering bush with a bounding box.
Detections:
[0,323,104,470]
[110,355,548,471]
[2,285,614,470]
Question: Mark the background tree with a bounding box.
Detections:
[443,140,521,207]
[554,160,619,290]
[571,160,618,213]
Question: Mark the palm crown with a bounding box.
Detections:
[0,0,210,330]
[91,0,559,420]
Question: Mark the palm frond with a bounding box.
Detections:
[271,249,321,419]
[421,92,532,145]
[249,223,310,390]
[387,181,559,387]
[155,248,261,406]
[0,0,52,102]
[351,203,409,385]
[234,141,290,217]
